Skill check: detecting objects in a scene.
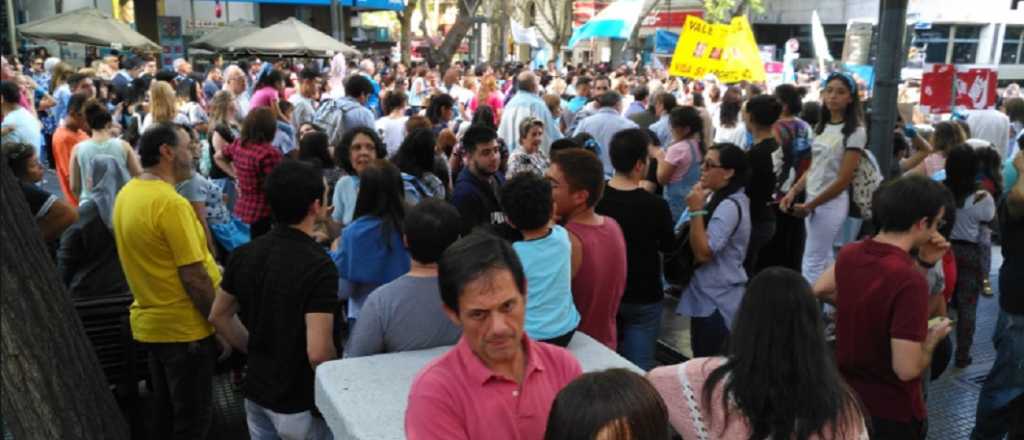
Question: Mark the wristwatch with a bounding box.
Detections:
[916,256,938,269]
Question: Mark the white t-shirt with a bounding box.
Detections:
[966,109,1009,159]
[713,122,748,147]
[806,123,866,200]
[376,115,408,156]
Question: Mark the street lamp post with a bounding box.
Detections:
[5,0,16,58]
[871,0,909,179]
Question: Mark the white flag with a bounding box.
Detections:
[511,18,540,48]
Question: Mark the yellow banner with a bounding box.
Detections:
[668,15,766,83]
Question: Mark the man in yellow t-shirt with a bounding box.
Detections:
[113,123,220,439]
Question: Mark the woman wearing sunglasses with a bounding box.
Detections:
[676,143,751,357]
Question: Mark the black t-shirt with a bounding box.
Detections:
[595,183,675,304]
[999,197,1023,314]
[208,124,237,180]
[746,138,779,224]
[222,226,339,413]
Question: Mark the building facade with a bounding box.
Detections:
[750,0,1024,81]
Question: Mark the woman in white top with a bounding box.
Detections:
[713,87,747,147]
[376,90,409,156]
[69,100,142,204]
[780,72,865,286]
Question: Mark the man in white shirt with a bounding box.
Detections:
[573,92,638,176]
[223,65,250,120]
[967,109,1010,158]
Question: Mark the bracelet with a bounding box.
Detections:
[916,257,938,269]
[689,210,708,217]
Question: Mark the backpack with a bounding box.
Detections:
[848,146,883,220]
[663,197,743,291]
[313,98,350,147]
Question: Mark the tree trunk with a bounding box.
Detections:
[1,164,129,438]
[398,0,415,66]
[628,0,663,65]
[423,0,481,70]
[487,0,510,64]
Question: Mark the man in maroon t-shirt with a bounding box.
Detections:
[815,175,953,439]
[547,149,628,350]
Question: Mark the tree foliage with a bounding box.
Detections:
[703,0,765,23]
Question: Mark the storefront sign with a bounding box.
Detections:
[157,16,184,69]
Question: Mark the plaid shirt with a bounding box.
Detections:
[223,140,282,224]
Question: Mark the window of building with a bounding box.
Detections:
[951,25,982,64]
[915,25,951,63]
[1003,26,1024,64]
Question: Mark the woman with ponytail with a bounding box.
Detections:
[653,105,705,223]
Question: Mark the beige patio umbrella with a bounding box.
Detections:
[223,17,360,58]
[190,21,260,52]
[17,7,160,51]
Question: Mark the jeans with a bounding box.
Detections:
[617,301,663,371]
[142,336,217,440]
[971,307,1024,439]
[801,192,849,285]
[691,309,729,358]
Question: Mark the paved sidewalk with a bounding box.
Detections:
[926,247,1002,440]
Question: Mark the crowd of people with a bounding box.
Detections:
[2,47,1022,440]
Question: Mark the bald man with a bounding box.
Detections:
[497,71,563,154]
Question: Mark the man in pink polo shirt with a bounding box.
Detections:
[405,232,583,439]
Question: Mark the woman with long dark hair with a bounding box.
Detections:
[334,159,411,323]
[780,72,865,289]
[545,369,670,440]
[650,267,867,439]
[676,143,751,357]
[653,106,705,223]
[299,130,343,193]
[944,145,996,368]
[392,128,446,202]
[426,93,455,134]
[713,86,746,146]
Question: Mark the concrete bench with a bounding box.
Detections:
[315,332,640,440]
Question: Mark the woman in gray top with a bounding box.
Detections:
[677,143,751,358]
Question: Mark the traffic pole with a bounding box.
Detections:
[5,0,17,59]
